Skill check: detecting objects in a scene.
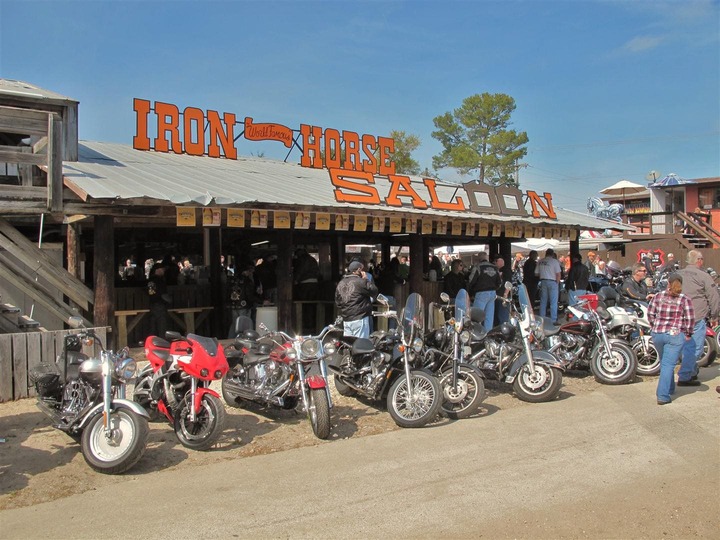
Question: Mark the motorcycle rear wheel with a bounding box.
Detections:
[632,338,660,376]
[81,409,149,474]
[333,374,356,397]
[697,335,718,368]
[438,364,485,419]
[173,394,226,451]
[308,387,331,439]
[221,375,251,408]
[132,371,163,422]
[590,342,637,384]
[513,363,562,403]
[387,370,442,428]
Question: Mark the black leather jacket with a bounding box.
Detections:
[335,274,379,322]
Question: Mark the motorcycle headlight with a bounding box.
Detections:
[412,337,423,353]
[460,330,471,344]
[301,338,320,357]
[115,357,137,381]
[324,342,336,355]
[285,348,298,360]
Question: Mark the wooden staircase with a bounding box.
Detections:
[676,212,720,250]
[0,217,93,331]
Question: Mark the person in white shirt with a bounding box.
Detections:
[535,248,563,322]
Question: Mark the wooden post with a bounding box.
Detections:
[93,216,114,345]
[277,231,293,332]
[66,223,80,279]
[48,113,64,213]
[208,227,223,337]
[409,233,423,293]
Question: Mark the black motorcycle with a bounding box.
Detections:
[29,317,149,474]
[328,293,443,428]
[423,289,486,419]
[465,283,565,403]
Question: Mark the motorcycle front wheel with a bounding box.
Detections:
[308,387,331,439]
[173,394,226,451]
[513,363,562,403]
[632,337,660,376]
[333,374,356,397]
[438,364,485,419]
[590,342,637,384]
[81,409,149,474]
[387,370,442,428]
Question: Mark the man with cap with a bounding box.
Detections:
[658,253,676,275]
[335,261,378,338]
[535,248,562,322]
[678,250,720,383]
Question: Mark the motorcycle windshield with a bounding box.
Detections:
[455,289,469,330]
[516,283,535,324]
[402,293,424,341]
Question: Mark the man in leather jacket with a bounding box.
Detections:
[620,263,654,302]
[335,261,378,338]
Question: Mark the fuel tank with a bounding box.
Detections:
[559,319,593,336]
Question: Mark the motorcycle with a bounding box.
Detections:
[697,322,718,368]
[328,293,443,428]
[29,316,149,474]
[465,283,565,403]
[133,331,228,450]
[596,287,659,376]
[221,321,335,439]
[422,290,486,419]
[534,294,637,384]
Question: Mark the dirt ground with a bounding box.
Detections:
[0,365,605,511]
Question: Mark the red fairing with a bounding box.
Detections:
[144,335,172,373]
[306,375,327,389]
[172,336,229,381]
[706,326,716,337]
[193,387,220,414]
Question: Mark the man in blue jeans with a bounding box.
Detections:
[678,250,720,383]
[535,248,562,323]
[468,252,501,332]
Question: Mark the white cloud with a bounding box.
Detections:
[622,35,665,53]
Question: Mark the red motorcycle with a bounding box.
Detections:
[133,331,228,450]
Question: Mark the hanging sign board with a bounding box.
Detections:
[176,207,196,227]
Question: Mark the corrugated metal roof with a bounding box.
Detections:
[63,141,633,232]
[0,79,78,104]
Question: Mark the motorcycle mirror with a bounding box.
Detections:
[440,292,450,303]
[504,281,512,292]
[376,294,389,306]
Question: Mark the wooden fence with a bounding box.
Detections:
[0,327,109,402]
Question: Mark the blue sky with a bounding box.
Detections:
[1,0,718,212]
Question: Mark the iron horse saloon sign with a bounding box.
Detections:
[132,99,556,220]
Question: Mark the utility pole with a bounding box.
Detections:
[514,161,528,187]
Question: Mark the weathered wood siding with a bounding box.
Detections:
[0,327,108,402]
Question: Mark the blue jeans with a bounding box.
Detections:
[568,289,587,306]
[652,331,684,402]
[344,316,371,339]
[539,280,559,321]
[473,290,496,332]
[679,318,705,381]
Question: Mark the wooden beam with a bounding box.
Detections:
[0,106,51,136]
[48,113,63,212]
[0,146,46,165]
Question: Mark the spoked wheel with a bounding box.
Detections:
[81,409,149,474]
[387,370,442,428]
[632,337,660,376]
[307,387,331,439]
[513,362,562,403]
[590,342,637,384]
[173,394,226,451]
[438,364,485,419]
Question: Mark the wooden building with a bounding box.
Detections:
[0,79,633,347]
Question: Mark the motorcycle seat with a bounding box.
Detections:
[541,316,562,336]
[351,337,375,355]
[151,348,171,364]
